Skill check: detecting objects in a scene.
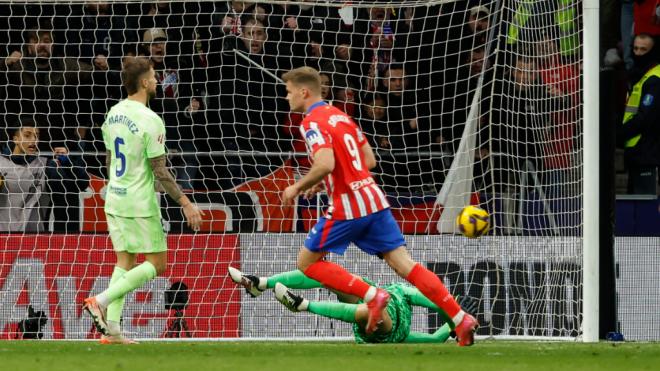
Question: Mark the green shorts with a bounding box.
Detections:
[353,283,413,344]
[106,213,167,254]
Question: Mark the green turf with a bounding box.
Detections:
[1,341,659,371]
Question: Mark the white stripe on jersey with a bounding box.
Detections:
[362,185,378,214]
[353,190,368,218]
[371,184,390,209]
[341,193,353,219]
[326,205,334,219]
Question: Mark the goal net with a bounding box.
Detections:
[0,0,593,341]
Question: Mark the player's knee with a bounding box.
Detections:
[387,263,407,278]
[296,248,317,272]
[296,256,310,272]
[154,263,167,276]
[383,248,415,278]
[149,259,167,276]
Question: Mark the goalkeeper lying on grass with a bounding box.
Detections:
[228,267,476,344]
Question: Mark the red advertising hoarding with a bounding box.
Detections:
[0,234,240,339]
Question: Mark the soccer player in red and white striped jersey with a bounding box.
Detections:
[297,100,389,220]
[281,67,478,345]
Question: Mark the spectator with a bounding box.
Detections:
[75,2,133,71]
[466,5,490,47]
[218,17,284,186]
[488,56,564,195]
[359,94,389,149]
[330,73,358,118]
[0,121,89,232]
[536,34,580,172]
[277,3,340,72]
[141,28,202,190]
[137,1,182,31]
[444,5,491,79]
[620,33,660,194]
[70,2,128,169]
[0,28,93,149]
[634,0,660,37]
[506,0,580,62]
[208,0,249,56]
[537,34,580,103]
[353,7,405,92]
[622,0,635,70]
[441,48,490,153]
[217,1,248,37]
[329,34,362,83]
[380,64,433,192]
[382,64,429,150]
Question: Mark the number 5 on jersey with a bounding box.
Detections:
[114,137,126,177]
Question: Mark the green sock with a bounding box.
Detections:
[97,261,157,307]
[266,270,322,289]
[307,301,358,323]
[106,266,127,323]
[403,324,452,344]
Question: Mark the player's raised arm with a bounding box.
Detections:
[149,154,203,231]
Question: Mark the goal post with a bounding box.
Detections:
[0,0,603,341]
[581,0,600,343]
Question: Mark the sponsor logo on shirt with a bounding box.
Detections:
[305,128,325,146]
[349,177,375,191]
[109,185,127,196]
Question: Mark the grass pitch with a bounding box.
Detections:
[2,341,658,371]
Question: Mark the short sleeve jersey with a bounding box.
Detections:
[102,99,166,217]
[300,102,390,220]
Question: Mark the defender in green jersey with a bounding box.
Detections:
[83,57,203,344]
[229,267,477,344]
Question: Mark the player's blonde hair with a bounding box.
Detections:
[282,67,322,95]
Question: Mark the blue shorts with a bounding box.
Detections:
[304,209,406,256]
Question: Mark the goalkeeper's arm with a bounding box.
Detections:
[399,285,453,325]
[149,154,203,230]
[400,286,479,328]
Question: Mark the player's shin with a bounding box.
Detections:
[405,263,464,326]
[96,261,157,307]
[303,260,374,300]
[404,285,454,328]
[106,266,127,335]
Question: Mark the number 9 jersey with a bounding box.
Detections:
[300,102,390,220]
[102,99,166,218]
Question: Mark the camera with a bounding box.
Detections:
[164,281,189,311]
[163,281,191,338]
[17,305,48,339]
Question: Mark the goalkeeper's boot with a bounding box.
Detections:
[365,288,390,335]
[100,335,139,345]
[274,283,307,312]
[82,297,109,336]
[228,266,264,298]
[454,313,479,347]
